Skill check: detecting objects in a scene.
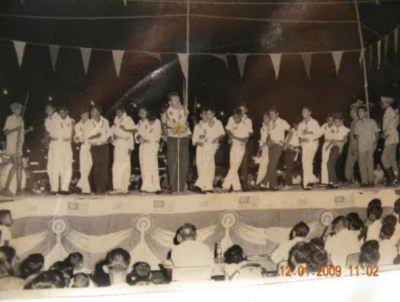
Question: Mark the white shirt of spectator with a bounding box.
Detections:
[383,106,399,146]
[366,220,382,242]
[171,240,214,268]
[112,113,136,150]
[379,239,398,265]
[3,115,24,156]
[226,114,253,135]
[325,229,360,268]
[162,105,191,138]
[298,118,321,143]
[268,117,290,145]
[89,116,111,146]
[226,119,252,147]
[270,237,305,264]
[136,119,162,144]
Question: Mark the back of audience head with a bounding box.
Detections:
[307,249,328,272]
[346,212,363,231]
[368,199,382,209]
[25,271,66,290]
[331,216,348,234]
[380,223,395,240]
[20,254,45,279]
[0,246,19,277]
[383,215,397,228]
[130,262,151,284]
[361,240,379,253]
[289,221,310,240]
[0,209,13,226]
[394,199,400,215]
[289,242,316,270]
[66,252,84,271]
[177,223,197,243]
[71,273,90,288]
[49,261,73,285]
[105,248,130,273]
[224,245,246,265]
[367,204,383,221]
[359,249,380,267]
[310,237,325,250]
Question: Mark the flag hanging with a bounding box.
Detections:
[332,51,343,75]
[301,53,312,79]
[236,54,247,78]
[49,45,60,71]
[211,54,228,68]
[270,54,282,79]
[13,40,26,67]
[80,48,92,74]
[112,50,124,77]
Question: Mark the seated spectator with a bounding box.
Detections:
[368,198,382,209]
[383,215,397,227]
[70,273,92,288]
[0,246,24,291]
[310,237,325,250]
[270,221,310,264]
[359,204,383,242]
[379,224,397,265]
[307,249,329,273]
[170,223,214,268]
[324,216,360,268]
[223,245,264,280]
[391,199,400,247]
[65,252,91,275]
[0,209,13,246]
[361,239,379,253]
[49,261,73,286]
[103,248,131,288]
[346,212,363,238]
[20,254,45,285]
[127,262,152,285]
[25,271,65,289]
[288,242,316,273]
[359,241,380,268]
[373,164,385,185]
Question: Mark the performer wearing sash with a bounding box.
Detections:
[110,106,136,194]
[255,112,270,186]
[380,96,399,186]
[320,114,335,187]
[1,103,32,196]
[88,105,111,195]
[45,103,61,194]
[161,92,191,193]
[298,106,321,190]
[74,108,95,194]
[136,107,162,194]
[192,107,225,193]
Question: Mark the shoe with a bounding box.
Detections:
[303,186,312,191]
[1,189,14,197]
[282,185,292,191]
[319,184,328,188]
[205,190,214,194]
[155,190,163,195]
[60,191,71,195]
[49,191,58,195]
[326,184,339,190]
[270,187,279,192]
[190,186,203,194]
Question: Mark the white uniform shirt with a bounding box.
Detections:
[192,121,209,145]
[226,119,252,147]
[332,125,349,147]
[161,105,191,138]
[325,229,360,267]
[74,120,95,144]
[379,239,398,265]
[170,240,214,268]
[88,116,111,146]
[226,114,253,135]
[0,225,12,246]
[270,237,305,264]
[298,118,321,143]
[112,113,136,150]
[287,128,301,148]
[45,112,60,139]
[259,123,270,147]
[56,116,74,141]
[383,106,399,145]
[3,115,24,156]
[268,117,290,145]
[136,119,162,144]
[321,123,335,143]
[206,118,225,143]
[366,220,382,242]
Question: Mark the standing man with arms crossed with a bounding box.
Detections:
[161,92,191,194]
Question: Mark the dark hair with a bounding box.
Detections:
[131,262,151,281]
[290,222,310,239]
[178,223,197,240]
[224,245,246,265]
[0,246,16,264]
[307,249,328,272]
[57,104,68,112]
[332,216,349,229]
[147,111,157,122]
[45,103,56,110]
[25,271,66,290]
[346,212,363,231]
[380,223,395,239]
[361,240,380,253]
[167,92,180,101]
[394,199,400,215]
[233,108,243,117]
[359,250,380,266]
[293,117,303,126]
[106,248,131,271]
[368,198,382,209]
[0,209,11,223]
[91,105,103,114]
[49,260,73,282]
[333,112,343,121]
[116,105,126,113]
[383,215,398,227]
[20,254,45,279]
[326,113,334,119]
[268,106,279,114]
[367,205,383,220]
[288,242,316,270]
[358,105,368,112]
[71,273,90,288]
[302,106,312,113]
[310,237,325,250]
[203,107,215,114]
[0,246,16,277]
[66,252,84,268]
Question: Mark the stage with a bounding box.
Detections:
[1,187,398,271]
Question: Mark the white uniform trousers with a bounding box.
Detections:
[195,144,218,191]
[256,145,269,185]
[77,144,92,194]
[139,143,161,193]
[321,142,331,185]
[48,141,73,192]
[112,140,132,193]
[223,143,245,191]
[301,142,319,187]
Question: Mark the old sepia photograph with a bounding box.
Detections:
[0,0,400,300]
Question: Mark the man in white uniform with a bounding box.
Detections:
[298,106,321,190]
[255,113,270,185]
[222,108,252,192]
[380,96,399,186]
[45,103,61,194]
[192,108,225,194]
[136,108,162,194]
[110,106,136,194]
[320,114,335,186]
[74,109,94,194]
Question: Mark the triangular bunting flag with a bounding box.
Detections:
[13,40,26,67]
[112,50,124,77]
[270,54,282,79]
[211,54,228,68]
[377,40,381,69]
[80,48,92,74]
[395,27,399,54]
[332,51,343,75]
[236,54,247,78]
[301,53,312,79]
[148,53,162,62]
[384,35,389,61]
[178,53,189,80]
[49,45,60,71]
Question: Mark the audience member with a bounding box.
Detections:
[379,224,397,265]
[127,262,152,285]
[0,210,13,246]
[307,249,329,273]
[25,271,66,289]
[70,273,92,288]
[359,240,380,268]
[223,245,264,280]
[0,246,24,291]
[49,261,73,286]
[20,254,45,285]
[363,204,383,242]
[65,252,91,275]
[103,248,131,288]
[288,242,316,272]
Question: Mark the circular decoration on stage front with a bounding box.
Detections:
[220,211,239,229]
[135,215,153,234]
[319,210,335,227]
[49,217,69,237]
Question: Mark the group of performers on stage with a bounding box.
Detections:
[1,92,399,196]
